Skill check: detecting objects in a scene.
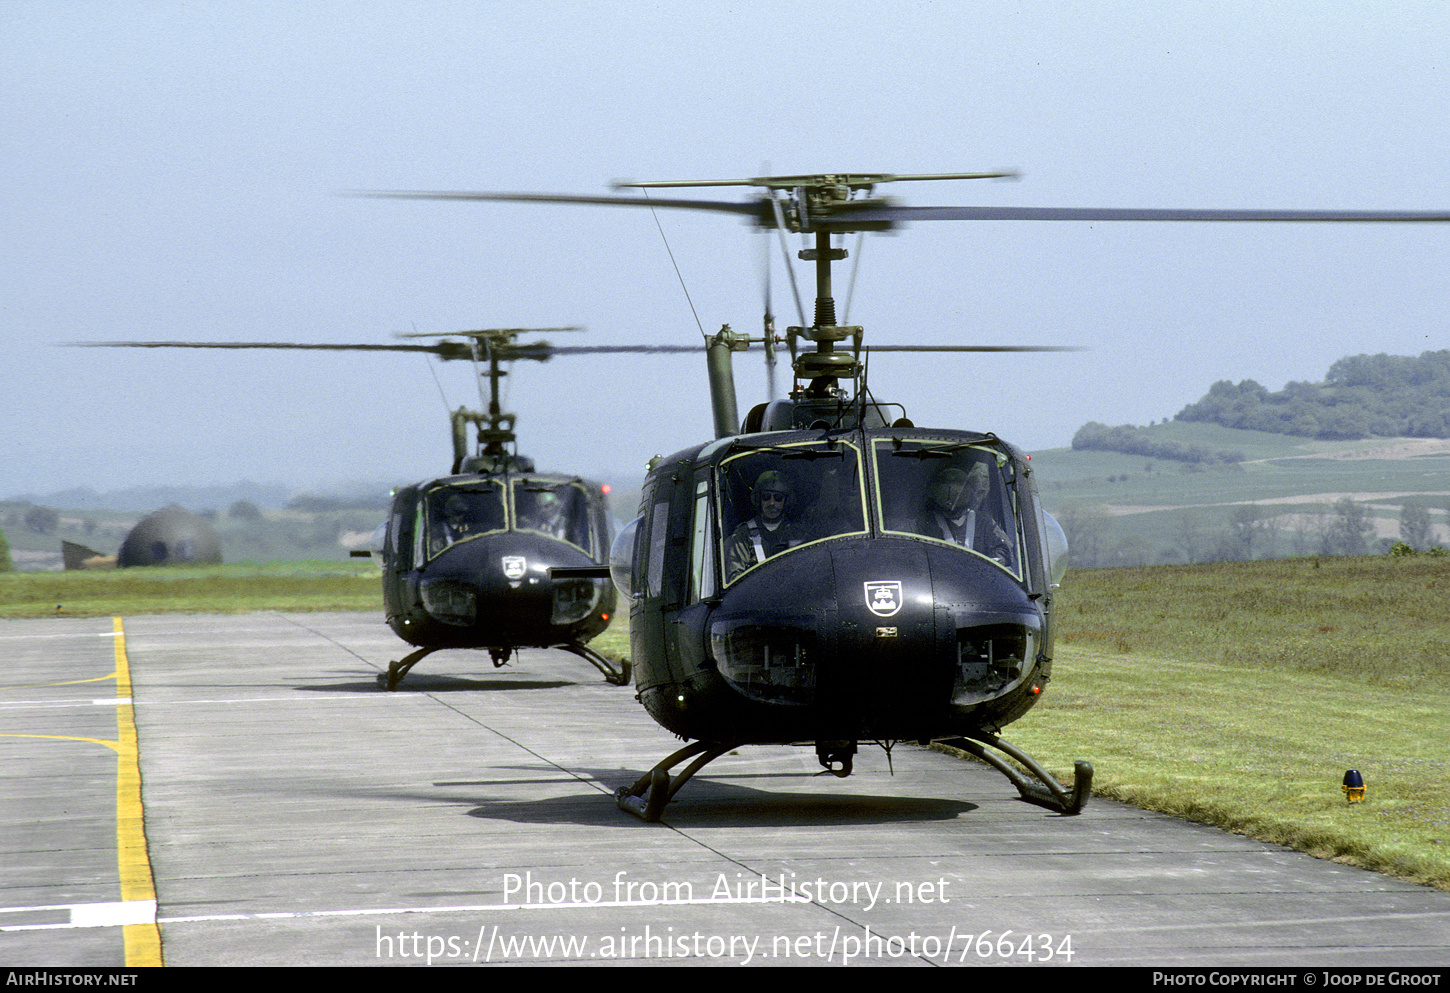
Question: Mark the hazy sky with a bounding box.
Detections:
[5,1,1448,502]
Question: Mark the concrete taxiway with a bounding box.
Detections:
[2,611,1448,967]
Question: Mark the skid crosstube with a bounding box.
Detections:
[939,732,1093,815]
[614,740,743,822]
[615,733,1091,822]
[377,643,630,690]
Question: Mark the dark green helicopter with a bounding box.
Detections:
[74,327,694,690]
[362,173,1450,820]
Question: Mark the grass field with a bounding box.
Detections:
[1,555,1444,889]
[0,560,382,617]
[1034,555,1450,890]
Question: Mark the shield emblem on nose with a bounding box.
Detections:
[502,556,527,580]
[864,581,902,617]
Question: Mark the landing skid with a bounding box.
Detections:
[615,734,1091,822]
[615,740,744,822]
[377,645,439,691]
[938,732,1093,815]
[557,643,631,686]
[376,643,631,690]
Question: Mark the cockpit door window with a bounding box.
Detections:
[688,474,718,602]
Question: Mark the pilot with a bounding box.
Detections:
[526,489,571,541]
[440,493,476,547]
[917,463,1013,563]
[725,470,809,581]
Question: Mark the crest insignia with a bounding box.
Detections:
[864,580,902,617]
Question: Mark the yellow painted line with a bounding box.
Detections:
[113,617,164,968]
[47,672,122,687]
[0,733,119,749]
[0,631,123,689]
[0,672,120,690]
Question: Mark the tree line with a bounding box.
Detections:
[1054,496,1446,569]
[1071,422,1245,463]
[1174,350,1450,440]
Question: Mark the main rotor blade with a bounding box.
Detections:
[544,344,700,354]
[68,339,465,355]
[351,181,1450,237]
[350,189,764,219]
[866,345,1085,352]
[397,326,584,339]
[844,205,1450,225]
[617,171,1019,190]
[353,184,1450,231]
[67,339,702,361]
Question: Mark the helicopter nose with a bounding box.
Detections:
[708,539,1041,737]
[708,542,942,716]
[419,537,603,634]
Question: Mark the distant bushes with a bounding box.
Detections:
[228,499,264,521]
[285,493,389,512]
[1071,422,1245,464]
[1389,541,1449,558]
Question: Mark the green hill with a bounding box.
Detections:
[1031,421,1450,566]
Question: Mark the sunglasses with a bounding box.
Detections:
[760,491,789,504]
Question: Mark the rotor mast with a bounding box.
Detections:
[794,223,860,397]
[621,172,1013,398]
[400,326,583,473]
[449,334,517,471]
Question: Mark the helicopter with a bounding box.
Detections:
[363,173,1450,820]
[74,327,694,690]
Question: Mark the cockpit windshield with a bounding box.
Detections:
[717,441,867,584]
[874,439,1025,577]
[419,478,597,561]
[697,436,1028,591]
[424,483,506,558]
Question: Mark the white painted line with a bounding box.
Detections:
[0,903,74,914]
[0,697,130,711]
[72,899,157,927]
[6,895,1444,934]
[0,899,156,932]
[156,895,852,924]
[0,694,366,711]
[132,694,378,706]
